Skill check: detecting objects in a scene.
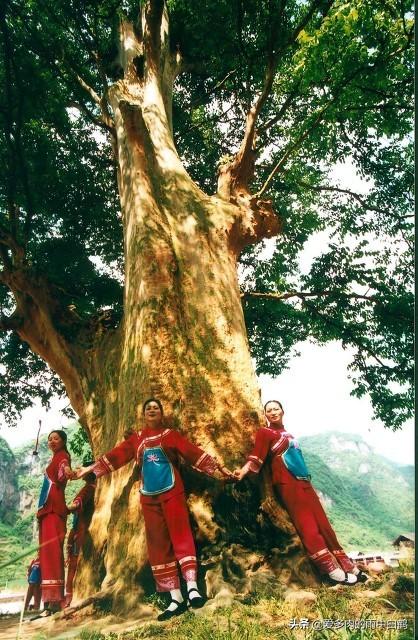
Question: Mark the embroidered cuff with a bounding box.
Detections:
[193,453,218,476]
[92,455,114,478]
[58,460,69,482]
[247,455,263,473]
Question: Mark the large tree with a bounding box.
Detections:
[0,0,413,608]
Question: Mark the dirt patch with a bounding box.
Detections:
[0,605,157,640]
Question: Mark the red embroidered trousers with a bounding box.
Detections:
[39,513,66,604]
[277,482,355,573]
[142,492,197,591]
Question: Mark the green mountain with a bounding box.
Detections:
[299,432,414,550]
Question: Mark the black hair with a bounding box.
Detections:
[263,400,283,411]
[142,398,164,415]
[48,429,71,463]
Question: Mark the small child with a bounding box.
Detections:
[64,468,96,607]
[24,556,41,611]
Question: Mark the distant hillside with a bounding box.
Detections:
[299,432,414,550]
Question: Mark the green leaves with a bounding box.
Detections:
[0,0,413,428]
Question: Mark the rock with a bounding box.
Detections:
[284,589,317,604]
[0,437,19,523]
[367,562,387,574]
[316,490,333,509]
[199,588,235,614]
[205,567,236,600]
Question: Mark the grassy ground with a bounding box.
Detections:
[1,562,414,640]
[77,566,415,640]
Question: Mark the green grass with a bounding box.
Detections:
[70,566,414,640]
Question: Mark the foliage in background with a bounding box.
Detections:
[0,0,414,429]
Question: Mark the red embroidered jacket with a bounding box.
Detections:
[67,482,96,557]
[246,426,310,486]
[91,428,219,503]
[37,449,70,518]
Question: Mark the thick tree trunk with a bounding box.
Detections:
[72,7,316,609]
[3,2,315,611]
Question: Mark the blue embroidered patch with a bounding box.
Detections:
[282,440,311,480]
[38,475,52,509]
[141,446,175,495]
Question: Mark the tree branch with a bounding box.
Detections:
[0,222,25,264]
[253,0,336,144]
[190,69,238,108]
[254,8,413,197]
[217,1,286,197]
[293,181,389,216]
[143,0,165,69]
[256,82,303,139]
[67,100,114,134]
[241,290,378,303]
[1,268,90,416]
[289,0,333,45]
[344,102,413,113]
[255,48,395,198]
[0,310,23,331]
[243,289,409,368]
[300,298,395,370]
[255,101,331,197]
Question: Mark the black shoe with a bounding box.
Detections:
[187,587,205,609]
[327,571,358,586]
[157,599,187,621]
[356,571,369,583]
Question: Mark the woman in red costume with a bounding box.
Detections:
[234,401,367,585]
[74,398,232,621]
[37,430,72,613]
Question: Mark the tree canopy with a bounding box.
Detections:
[0,0,413,428]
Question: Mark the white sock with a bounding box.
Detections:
[352,566,360,575]
[167,588,183,610]
[329,568,345,581]
[329,568,357,584]
[186,580,200,599]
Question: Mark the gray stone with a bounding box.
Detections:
[284,589,317,604]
